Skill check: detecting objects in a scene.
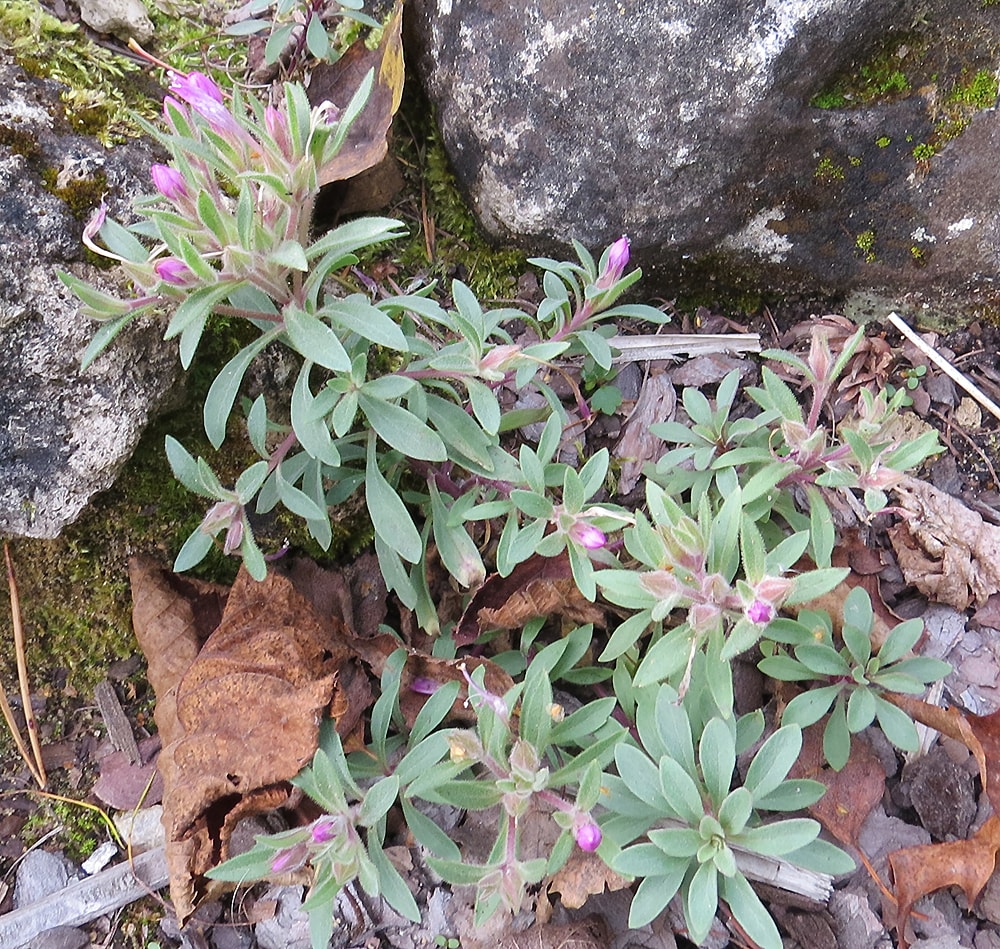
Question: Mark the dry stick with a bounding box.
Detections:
[887,311,1000,421]
[5,543,47,788]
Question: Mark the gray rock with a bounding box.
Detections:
[254,886,312,949]
[409,0,1000,311]
[13,850,76,908]
[77,0,154,43]
[0,52,179,539]
[28,925,91,949]
[903,745,977,841]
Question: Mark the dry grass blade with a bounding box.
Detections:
[887,312,1000,420]
[4,542,46,788]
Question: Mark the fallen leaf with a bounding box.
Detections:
[973,593,1000,630]
[308,0,405,186]
[350,632,514,726]
[615,369,675,495]
[546,849,631,910]
[132,563,355,922]
[128,556,229,749]
[93,735,164,810]
[889,814,1000,948]
[890,475,1000,610]
[792,726,885,852]
[455,554,605,647]
[501,916,611,949]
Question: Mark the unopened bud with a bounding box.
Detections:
[150,163,187,201]
[574,819,602,852]
[595,236,630,289]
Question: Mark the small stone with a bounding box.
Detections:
[28,926,90,949]
[255,886,312,949]
[13,850,75,908]
[113,805,165,854]
[905,746,977,840]
[77,0,154,43]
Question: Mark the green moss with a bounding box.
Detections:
[40,167,109,220]
[949,68,1000,107]
[855,229,877,262]
[810,38,919,109]
[0,0,153,144]
[814,156,846,183]
[0,123,42,160]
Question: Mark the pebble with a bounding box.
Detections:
[27,926,90,949]
[13,850,76,908]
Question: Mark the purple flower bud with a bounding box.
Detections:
[410,677,440,695]
[222,517,244,555]
[574,820,602,852]
[310,818,338,844]
[270,843,307,873]
[746,599,774,625]
[264,104,293,158]
[569,520,607,550]
[154,257,193,286]
[596,236,630,289]
[150,163,187,201]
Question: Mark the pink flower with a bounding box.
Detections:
[169,70,224,105]
[746,599,774,625]
[569,520,607,550]
[410,677,440,695]
[150,163,187,201]
[154,257,193,286]
[595,236,630,289]
[168,71,246,142]
[574,819,602,852]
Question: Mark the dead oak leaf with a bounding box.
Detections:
[132,563,355,922]
[456,554,605,647]
[889,814,1000,948]
[792,725,885,852]
[546,849,631,910]
[890,476,1000,611]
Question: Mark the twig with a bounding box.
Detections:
[3,543,46,789]
[0,847,168,949]
[887,312,1000,421]
[609,333,761,362]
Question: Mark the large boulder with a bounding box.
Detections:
[408,0,1000,312]
[0,53,178,539]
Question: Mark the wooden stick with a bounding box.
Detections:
[5,543,47,788]
[609,333,761,362]
[887,312,1000,421]
[0,847,168,949]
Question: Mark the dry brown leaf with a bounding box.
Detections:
[546,850,631,910]
[889,814,1000,948]
[615,369,675,495]
[349,632,514,726]
[308,0,404,186]
[792,726,885,851]
[890,476,1000,610]
[132,562,356,921]
[128,557,229,749]
[500,916,610,949]
[455,554,605,647]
